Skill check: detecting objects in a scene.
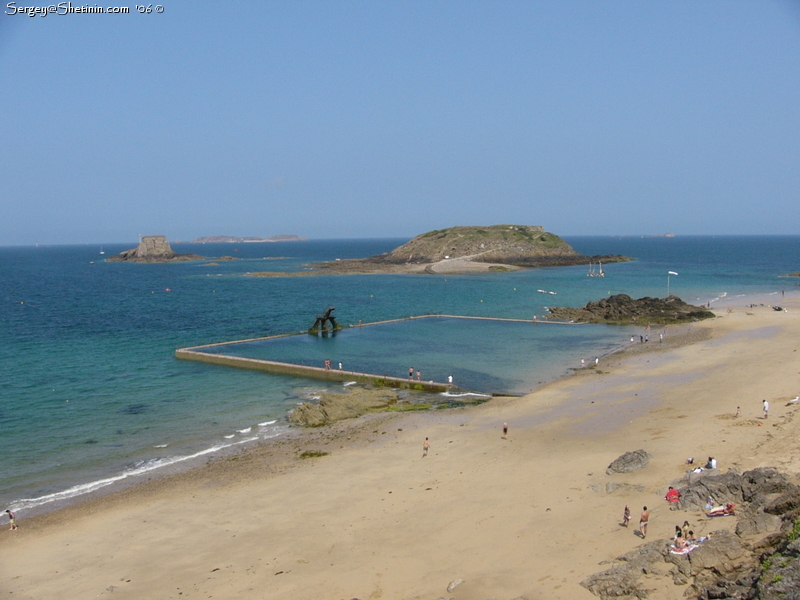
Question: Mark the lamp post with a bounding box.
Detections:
[667,271,678,297]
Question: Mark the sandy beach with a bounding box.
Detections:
[2,294,799,600]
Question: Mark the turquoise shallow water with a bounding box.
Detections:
[201,316,630,395]
[1,235,798,513]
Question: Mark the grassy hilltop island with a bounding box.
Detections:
[310,225,632,275]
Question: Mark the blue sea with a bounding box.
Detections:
[1,236,798,515]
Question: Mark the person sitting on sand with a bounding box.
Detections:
[705,496,715,511]
[682,520,691,538]
[705,456,717,469]
[686,530,696,542]
[665,486,680,504]
[622,505,631,527]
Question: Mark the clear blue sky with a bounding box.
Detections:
[1,1,799,245]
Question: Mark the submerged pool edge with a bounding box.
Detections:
[176,314,582,394]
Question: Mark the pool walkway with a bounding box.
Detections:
[175,313,580,391]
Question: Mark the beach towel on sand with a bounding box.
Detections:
[670,544,698,555]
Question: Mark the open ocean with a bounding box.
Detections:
[1,235,798,516]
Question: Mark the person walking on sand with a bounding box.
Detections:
[639,506,649,538]
[6,509,17,531]
[502,422,508,439]
[736,406,741,418]
[422,437,429,458]
[763,399,769,419]
[623,505,631,527]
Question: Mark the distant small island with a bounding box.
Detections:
[107,236,205,263]
[305,225,631,275]
[190,235,306,243]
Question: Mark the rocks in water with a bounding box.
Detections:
[606,449,651,475]
[547,294,715,325]
[108,235,204,263]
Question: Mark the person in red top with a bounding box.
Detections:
[665,486,680,503]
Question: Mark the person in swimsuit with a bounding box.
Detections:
[639,506,649,538]
[6,509,17,531]
[622,505,631,527]
[502,423,508,439]
[422,437,429,458]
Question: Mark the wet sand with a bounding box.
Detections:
[2,293,799,600]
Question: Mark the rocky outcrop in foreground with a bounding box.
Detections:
[606,449,652,475]
[582,467,800,600]
[548,294,715,325]
[108,235,204,263]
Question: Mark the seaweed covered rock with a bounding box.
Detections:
[289,389,400,426]
[548,294,714,325]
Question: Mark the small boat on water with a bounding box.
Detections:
[587,261,605,277]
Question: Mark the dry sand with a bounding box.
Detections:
[2,294,800,600]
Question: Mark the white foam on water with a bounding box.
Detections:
[439,391,491,398]
[224,434,235,439]
[10,435,262,515]
[237,427,252,434]
[343,381,357,387]
[258,420,277,427]
[154,444,168,448]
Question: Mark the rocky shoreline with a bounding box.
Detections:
[582,467,800,600]
[547,294,715,325]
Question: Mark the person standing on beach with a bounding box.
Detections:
[639,507,649,538]
[422,437,429,458]
[448,375,453,384]
[416,370,421,381]
[6,509,17,531]
[736,406,741,417]
[763,399,769,419]
[409,367,414,379]
[502,423,508,439]
[623,505,631,527]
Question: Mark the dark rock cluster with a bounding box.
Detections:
[606,449,652,475]
[548,294,715,325]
